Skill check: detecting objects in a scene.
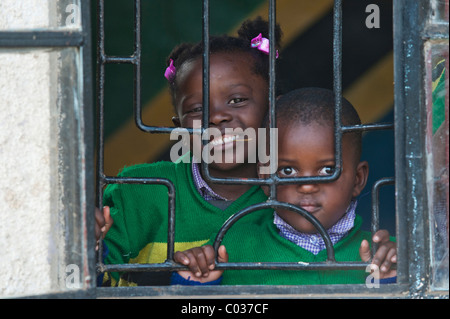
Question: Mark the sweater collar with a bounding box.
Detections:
[273,200,358,255]
[191,160,229,201]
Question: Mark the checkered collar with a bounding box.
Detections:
[273,200,357,255]
[191,160,228,201]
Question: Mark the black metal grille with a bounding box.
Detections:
[96,0,395,279]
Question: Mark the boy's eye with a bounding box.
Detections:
[319,166,336,176]
[278,167,297,177]
[229,98,247,105]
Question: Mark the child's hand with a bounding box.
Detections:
[174,245,228,283]
[95,206,113,250]
[359,230,397,279]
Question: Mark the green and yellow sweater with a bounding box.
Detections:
[102,159,271,286]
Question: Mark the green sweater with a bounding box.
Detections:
[215,214,372,285]
[103,159,271,285]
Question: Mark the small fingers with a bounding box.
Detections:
[95,207,105,241]
[359,239,371,262]
[174,251,190,265]
[175,246,216,278]
[217,245,229,263]
[372,229,389,243]
[182,249,203,277]
[380,247,397,273]
[201,245,218,271]
[103,206,113,234]
[372,242,396,270]
[371,244,388,267]
[95,206,113,241]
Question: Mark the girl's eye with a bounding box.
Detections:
[278,167,297,177]
[319,166,336,176]
[185,106,203,115]
[229,98,247,105]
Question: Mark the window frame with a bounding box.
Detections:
[91,0,448,299]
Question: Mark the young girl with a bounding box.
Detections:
[166,16,283,200]
[99,17,283,286]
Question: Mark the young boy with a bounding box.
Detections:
[172,87,397,285]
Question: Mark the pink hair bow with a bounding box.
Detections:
[164,59,176,81]
[251,33,279,58]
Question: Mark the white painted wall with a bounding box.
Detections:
[0,0,50,30]
[0,49,54,298]
[0,0,86,298]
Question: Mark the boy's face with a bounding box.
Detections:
[172,52,268,173]
[262,121,368,234]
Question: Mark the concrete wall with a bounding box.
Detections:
[0,0,88,298]
[0,49,54,297]
[0,0,50,30]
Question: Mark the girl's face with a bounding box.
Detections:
[264,122,368,234]
[172,52,269,174]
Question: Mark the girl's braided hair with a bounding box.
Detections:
[165,16,283,104]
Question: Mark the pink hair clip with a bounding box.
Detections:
[251,33,279,58]
[164,59,176,82]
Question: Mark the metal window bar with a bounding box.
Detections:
[96,0,395,279]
